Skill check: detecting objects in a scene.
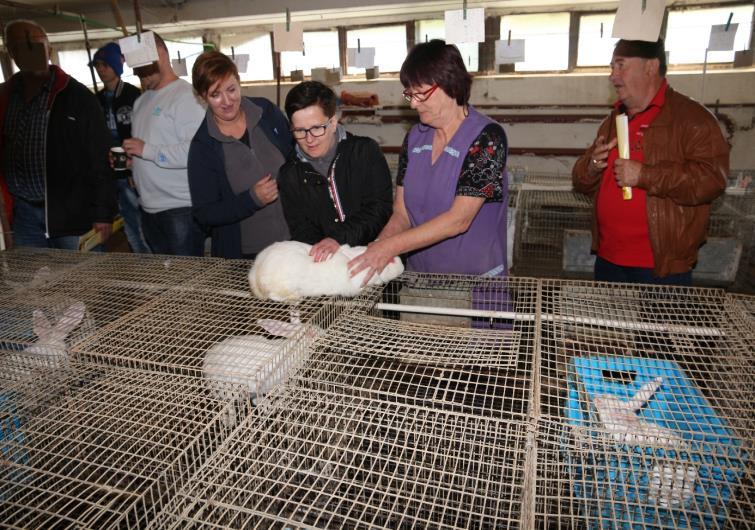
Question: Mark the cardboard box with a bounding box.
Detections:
[290,69,304,82]
[326,67,342,84]
[366,66,380,79]
[310,67,328,83]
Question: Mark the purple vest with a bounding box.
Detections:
[402,106,508,276]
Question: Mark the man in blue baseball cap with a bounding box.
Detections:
[91,42,150,253]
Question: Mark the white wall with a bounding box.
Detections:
[242,69,755,174]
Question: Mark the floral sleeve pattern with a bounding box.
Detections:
[395,132,410,187]
[456,123,507,202]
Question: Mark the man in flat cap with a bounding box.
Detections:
[572,39,728,285]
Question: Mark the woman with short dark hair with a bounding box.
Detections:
[349,40,508,278]
[277,81,393,262]
[187,50,293,258]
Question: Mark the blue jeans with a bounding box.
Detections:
[594,256,692,286]
[12,196,101,251]
[141,207,205,256]
[116,178,150,253]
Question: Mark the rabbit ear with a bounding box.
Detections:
[257,319,302,338]
[48,301,86,343]
[30,266,52,287]
[33,309,53,338]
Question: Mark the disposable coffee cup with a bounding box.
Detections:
[111,147,129,171]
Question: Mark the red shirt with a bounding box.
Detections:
[597,80,667,268]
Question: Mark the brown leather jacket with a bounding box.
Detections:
[573,85,729,277]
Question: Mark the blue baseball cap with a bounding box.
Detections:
[89,42,123,77]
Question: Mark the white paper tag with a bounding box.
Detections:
[273,22,304,52]
[171,58,188,76]
[232,53,250,73]
[444,8,486,45]
[495,39,526,64]
[119,31,159,68]
[347,47,376,68]
[707,23,738,52]
[612,0,665,42]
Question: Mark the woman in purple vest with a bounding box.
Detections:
[349,39,508,281]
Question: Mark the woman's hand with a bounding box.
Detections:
[310,237,340,262]
[253,174,279,205]
[348,239,397,285]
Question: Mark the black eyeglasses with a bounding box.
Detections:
[291,119,332,140]
[402,84,439,103]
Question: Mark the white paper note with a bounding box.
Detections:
[119,31,159,68]
[612,0,665,42]
[232,53,250,73]
[347,47,376,68]
[707,23,738,52]
[444,8,486,45]
[171,59,188,77]
[495,39,526,64]
[273,22,304,52]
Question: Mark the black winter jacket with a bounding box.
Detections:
[95,79,140,146]
[278,133,393,246]
[0,66,116,237]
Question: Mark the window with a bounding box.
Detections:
[666,4,753,64]
[500,12,570,72]
[577,13,618,67]
[346,25,407,74]
[280,31,338,76]
[57,48,99,88]
[222,32,274,81]
[416,19,478,72]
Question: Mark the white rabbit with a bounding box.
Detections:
[248,241,404,302]
[592,377,697,508]
[203,316,321,425]
[3,301,86,382]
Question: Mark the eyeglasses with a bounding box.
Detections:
[402,84,439,103]
[291,119,332,140]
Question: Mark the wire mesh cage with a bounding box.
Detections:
[72,259,352,391]
[0,247,98,298]
[511,189,593,278]
[708,188,755,292]
[0,363,241,529]
[149,387,530,530]
[534,280,755,529]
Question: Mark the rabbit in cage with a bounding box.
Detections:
[249,240,404,301]
[592,376,697,508]
[4,301,87,381]
[203,315,322,423]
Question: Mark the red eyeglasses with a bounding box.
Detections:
[402,84,439,103]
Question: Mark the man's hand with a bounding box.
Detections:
[614,159,642,188]
[253,175,279,205]
[309,237,340,263]
[93,222,112,243]
[122,138,145,158]
[588,136,617,176]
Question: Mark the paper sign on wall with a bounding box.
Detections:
[612,0,665,42]
[708,23,738,51]
[232,53,250,73]
[347,47,376,68]
[273,22,304,52]
[171,58,188,76]
[495,39,525,64]
[119,31,159,68]
[444,8,485,45]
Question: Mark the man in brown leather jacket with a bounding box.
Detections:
[573,38,728,285]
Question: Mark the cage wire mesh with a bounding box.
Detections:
[534,279,755,528]
[149,387,530,530]
[71,258,364,429]
[511,189,593,278]
[0,247,98,298]
[0,363,242,529]
[708,188,755,293]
